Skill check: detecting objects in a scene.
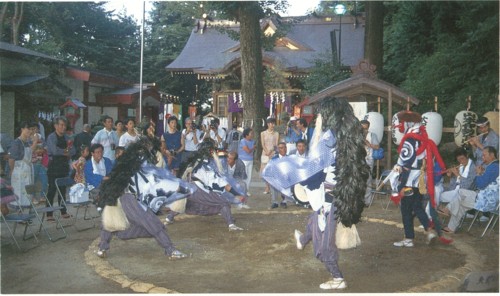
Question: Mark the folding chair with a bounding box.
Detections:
[55,177,95,231]
[368,169,393,210]
[25,184,67,241]
[481,205,499,237]
[1,193,39,251]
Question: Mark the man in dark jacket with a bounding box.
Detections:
[73,124,93,159]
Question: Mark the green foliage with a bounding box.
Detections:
[301,50,349,95]
[383,1,499,127]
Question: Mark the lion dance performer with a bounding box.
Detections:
[165,139,244,231]
[390,111,452,247]
[95,137,196,260]
[262,97,370,290]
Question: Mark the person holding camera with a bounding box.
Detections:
[204,118,226,150]
[285,116,301,155]
[181,118,201,165]
[161,116,184,175]
[91,115,118,162]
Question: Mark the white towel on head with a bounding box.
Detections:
[457,158,472,185]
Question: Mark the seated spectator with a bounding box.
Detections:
[84,144,112,188]
[270,142,291,209]
[1,177,17,215]
[440,146,499,233]
[440,148,476,203]
[295,139,307,158]
[221,152,248,209]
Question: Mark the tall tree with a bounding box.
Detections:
[364,1,383,73]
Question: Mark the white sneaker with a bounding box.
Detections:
[237,203,250,210]
[393,239,414,247]
[319,278,347,290]
[294,229,303,250]
[228,224,243,231]
[426,231,437,245]
[247,192,252,197]
[165,217,174,224]
[479,216,489,222]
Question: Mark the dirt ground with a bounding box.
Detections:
[1,179,498,293]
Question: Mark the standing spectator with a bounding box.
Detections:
[91,115,118,162]
[360,119,380,206]
[73,123,93,160]
[225,123,241,153]
[295,139,308,158]
[84,144,112,189]
[470,116,499,166]
[115,120,125,141]
[72,144,89,184]
[441,146,499,233]
[238,128,255,196]
[161,116,184,175]
[30,124,48,203]
[33,115,46,140]
[284,116,301,155]
[203,117,226,150]
[270,142,289,209]
[118,118,140,148]
[260,117,279,194]
[0,133,14,177]
[181,118,201,165]
[8,121,37,206]
[296,118,314,146]
[46,116,75,221]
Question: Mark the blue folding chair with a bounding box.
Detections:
[1,192,39,251]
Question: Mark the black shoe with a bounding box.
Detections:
[270,203,279,209]
[280,202,287,209]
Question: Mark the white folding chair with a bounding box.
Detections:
[25,184,67,241]
[55,177,95,231]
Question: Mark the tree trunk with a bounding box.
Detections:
[238,2,266,169]
[0,3,8,42]
[364,1,384,75]
[11,2,23,45]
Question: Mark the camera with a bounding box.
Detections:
[210,120,217,129]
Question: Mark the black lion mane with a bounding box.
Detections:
[320,97,370,227]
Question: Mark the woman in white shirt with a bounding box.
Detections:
[118,118,140,148]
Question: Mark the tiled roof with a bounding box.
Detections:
[166,16,365,74]
[0,41,63,62]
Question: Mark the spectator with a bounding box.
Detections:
[181,118,201,165]
[115,119,125,141]
[91,115,118,162]
[221,151,249,209]
[261,117,279,194]
[84,143,112,189]
[203,117,226,150]
[141,121,164,168]
[470,116,499,166]
[161,116,184,175]
[361,119,380,206]
[295,139,308,158]
[0,133,14,177]
[8,121,38,206]
[113,146,125,166]
[30,124,48,203]
[225,123,242,153]
[284,116,301,155]
[296,118,314,146]
[440,146,499,233]
[73,123,93,160]
[72,144,89,184]
[118,118,140,148]
[440,148,476,203]
[270,142,289,209]
[46,116,75,221]
[238,128,255,196]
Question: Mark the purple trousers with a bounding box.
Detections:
[167,188,235,226]
[98,193,175,256]
[300,208,343,278]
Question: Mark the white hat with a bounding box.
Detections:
[290,116,298,121]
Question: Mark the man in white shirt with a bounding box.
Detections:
[361,120,380,206]
[271,142,289,209]
[204,118,226,150]
[181,118,201,165]
[91,116,118,162]
[295,139,307,158]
